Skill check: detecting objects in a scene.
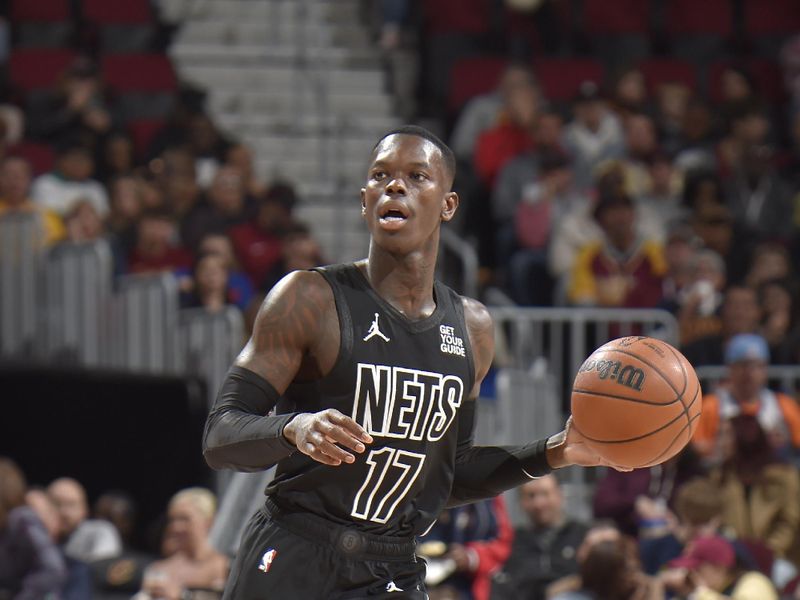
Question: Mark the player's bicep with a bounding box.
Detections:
[236,270,330,394]
[463,298,495,399]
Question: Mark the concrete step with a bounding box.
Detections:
[173,21,371,48]
[293,203,369,263]
[205,88,394,118]
[179,64,385,91]
[170,44,379,69]
[213,112,400,138]
[249,137,374,161]
[158,0,361,24]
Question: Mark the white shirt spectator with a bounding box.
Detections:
[31,172,109,218]
[63,519,122,563]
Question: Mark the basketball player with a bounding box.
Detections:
[203,126,619,599]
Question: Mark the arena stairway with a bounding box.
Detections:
[157,0,402,262]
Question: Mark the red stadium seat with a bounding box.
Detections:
[707,60,787,105]
[424,0,492,35]
[638,59,698,94]
[448,56,508,114]
[8,141,55,175]
[101,54,177,92]
[11,0,70,21]
[665,0,733,35]
[743,0,800,35]
[532,58,604,102]
[583,0,650,33]
[82,0,152,23]
[9,48,77,92]
[128,118,165,161]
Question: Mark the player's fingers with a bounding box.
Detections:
[321,423,367,454]
[317,439,356,464]
[300,441,344,466]
[327,411,373,444]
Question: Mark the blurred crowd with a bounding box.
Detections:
[0,52,326,333]
[0,458,227,600]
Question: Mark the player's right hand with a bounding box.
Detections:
[283,409,373,466]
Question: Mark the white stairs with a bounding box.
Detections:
[157,0,402,262]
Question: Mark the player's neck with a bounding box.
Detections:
[362,246,438,320]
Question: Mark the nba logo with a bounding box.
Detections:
[258,549,277,573]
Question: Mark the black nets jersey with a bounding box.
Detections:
[265,262,475,537]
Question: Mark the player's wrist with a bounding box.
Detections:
[545,431,568,469]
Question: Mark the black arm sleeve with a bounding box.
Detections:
[446,399,553,507]
[202,366,299,472]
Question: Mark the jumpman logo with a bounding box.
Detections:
[386,581,404,592]
[363,313,390,342]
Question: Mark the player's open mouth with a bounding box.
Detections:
[378,203,410,229]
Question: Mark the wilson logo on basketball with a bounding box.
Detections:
[578,359,646,392]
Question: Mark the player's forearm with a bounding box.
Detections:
[203,409,297,471]
[447,439,552,506]
[202,365,298,472]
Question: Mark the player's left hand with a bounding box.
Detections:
[552,416,633,471]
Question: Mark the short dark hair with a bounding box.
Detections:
[373,125,456,183]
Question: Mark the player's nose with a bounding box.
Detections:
[384,176,407,195]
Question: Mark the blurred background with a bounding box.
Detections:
[2,0,800,598]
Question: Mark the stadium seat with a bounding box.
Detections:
[9,48,77,92]
[532,58,604,102]
[424,0,493,35]
[128,118,165,162]
[665,0,733,35]
[82,0,152,23]
[11,0,74,48]
[8,141,55,175]
[707,60,786,105]
[101,54,177,92]
[742,0,800,35]
[583,0,650,33]
[448,56,508,114]
[638,59,698,95]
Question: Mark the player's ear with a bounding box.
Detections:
[360,188,366,216]
[441,192,459,222]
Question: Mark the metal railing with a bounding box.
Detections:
[695,365,800,396]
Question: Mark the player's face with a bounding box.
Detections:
[361,135,458,254]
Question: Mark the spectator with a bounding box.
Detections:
[490,475,588,600]
[500,151,584,305]
[127,209,193,275]
[31,141,110,219]
[681,286,762,366]
[674,99,717,173]
[0,458,67,600]
[0,155,65,246]
[193,233,254,311]
[593,447,703,537]
[689,199,753,285]
[692,334,800,461]
[563,81,625,190]
[676,249,726,347]
[182,253,232,314]
[27,488,94,600]
[63,200,105,243]
[182,166,252,251]
[609,67,649,121]
[551,536,661,600]
[418,496,512,600]
[658,223,701,318]
[567,189,665,308]
[744,242,793,290]
[725,144,794,243]
[758,278,800,364]
[228,183,297,288]
[25,56,111,150]
[717,66,758,126]
[135,488,228,599]
[473,79,541,189]
[635,153,686,232]
[660,535,777,599]
[186,113,230,189]
[707,415,800,585]
[225,143,267,200]
[716,103,771,179]
[96,132,135,186]
[261,224,324,293]
[450,63,537,164]
[654,82,692,156]
[47,477,122,564]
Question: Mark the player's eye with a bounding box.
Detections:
[410,172,428,181]
[371,170,386,181]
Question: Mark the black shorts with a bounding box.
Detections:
[222,497,428,599]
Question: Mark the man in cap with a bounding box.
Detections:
[692,333,800,461]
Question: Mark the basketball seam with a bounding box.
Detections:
[637,412,703,467]
[609,345,693,438]
[577,383,700,444]
[572,388,677,406]
[661,343,696,444]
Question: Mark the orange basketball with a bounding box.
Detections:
[570,336,702,469]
